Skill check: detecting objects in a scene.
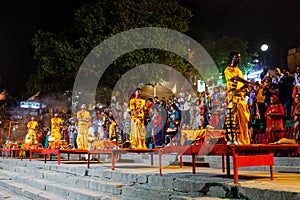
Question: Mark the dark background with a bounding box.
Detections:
[0,0,299,97]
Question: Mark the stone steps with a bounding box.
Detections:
[119,174,245,200]
[0,162,123,200]
[2,166,124,195]
[0,159,235,199]
[0,177,65,200]
[121,185,203,200]
[120,186,241,200]
[0,185,31,200]
[0,155,299,200]
[0,169,123,198]
[0,173,122,200]
[169,160,210,167]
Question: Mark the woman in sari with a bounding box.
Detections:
[264,95,285,143]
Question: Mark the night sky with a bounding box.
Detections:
[1,0,300,98]
[182,0,300,66]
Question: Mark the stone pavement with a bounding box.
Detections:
[0,153,299,200]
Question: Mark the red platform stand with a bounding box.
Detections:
[159,144,300,184]
[41,149,88,165]
[87,148,158,170]
[20,148,44,161]
[214,144,300,184]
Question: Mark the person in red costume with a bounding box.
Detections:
[264,95,285,143]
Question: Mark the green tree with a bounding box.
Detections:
[29,2,107,96]
[177,36,255,89]
[201,36,255,81]
[28,0,193,103]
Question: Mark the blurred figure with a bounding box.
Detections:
[145,98,154,120]
[256,81,266,122]
[151,107,164,146]
[93,111,106,140]
[61,123,69,147]
[262,76,279,108]
[294,65,300,93]
[68,120,78,149]
[209,87,220,128]
[44,128,50,148]
[291,93,300,144]
[167,104,180,131]
[122,102,131,141]
[278,68,294,120]
[272,68,283,85]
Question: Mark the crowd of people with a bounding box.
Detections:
[23,80,300,150]
[22,53,300,149]
[247,66,300,144]
[24,89,212,149]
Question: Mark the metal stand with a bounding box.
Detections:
[224,107,240,145]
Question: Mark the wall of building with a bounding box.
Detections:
[288,47,300,72]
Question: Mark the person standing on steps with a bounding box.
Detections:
[129,88,147,149]
[224,51,250,144]
[76,104,91,150]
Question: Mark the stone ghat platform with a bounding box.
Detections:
[0,155,300,200]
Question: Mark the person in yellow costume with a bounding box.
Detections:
[224,52,250,144]
[49,113,62,149]
[109,117,117,140]
[129,88,147,149]
[77,104,91,150]
[25,117,38,147]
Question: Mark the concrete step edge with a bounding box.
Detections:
[1,160,153,186]
[121,185,227,200]
[0,169,123,197]
[15,165,125,188]
[0,174,123,200]
[0,185,31,200]
[169,161,210,167]
[0,179,66,200]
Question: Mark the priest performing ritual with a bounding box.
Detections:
[129,88,147,149]
[224,51,250,144]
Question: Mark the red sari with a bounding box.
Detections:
[264,102,285,143]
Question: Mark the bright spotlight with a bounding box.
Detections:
[261,44,268,52]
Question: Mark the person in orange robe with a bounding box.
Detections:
[76,104,91,150]
[49,113,62,149]
[129,88,147,149]
[25,116,39,147]
[224,52,250,144]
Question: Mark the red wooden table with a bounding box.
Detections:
[87,148,159,169]
[41,149,88,165]
[20,148,44,161]
[87,149,113,168]
[1,147,44,161]
[1,147,10,159]
[158,145,203,175]
[218,144,300,183]
[159,144,300,184]
[41,148,158,168]
[10,148,21,159]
